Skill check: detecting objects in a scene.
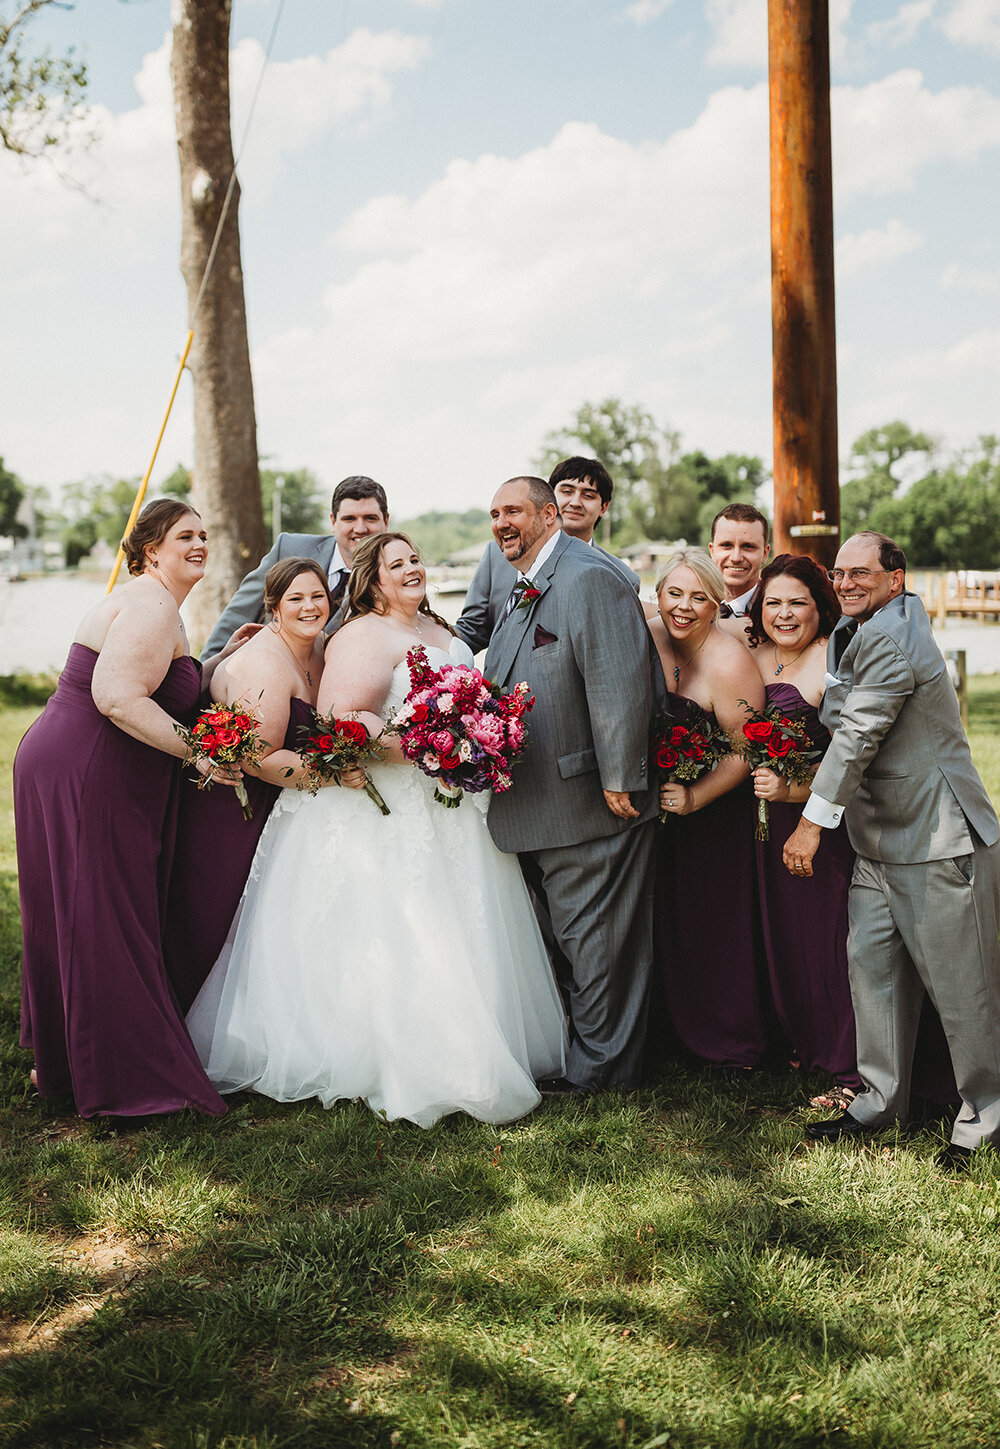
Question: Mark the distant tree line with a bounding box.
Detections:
[2,409,999,571]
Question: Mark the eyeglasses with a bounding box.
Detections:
[827,568,889,585]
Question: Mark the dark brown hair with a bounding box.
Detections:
[849,531,907,573]
[263,556,332,621]
[745,553,841,649]
[710,501,770,546]
[123,499,201,576]
[346,532,455,635]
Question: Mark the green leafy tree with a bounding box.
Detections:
[0,455,27,539]
[536,398,681,546]
[840,422,935,538]
[0,0,90,159]
[873,436,1000,569]
[397,509,492,564]
[59,474,140,568]
[161,463,325,538]
[260,468,325,539]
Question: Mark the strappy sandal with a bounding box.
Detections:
[809,1084,856,1111]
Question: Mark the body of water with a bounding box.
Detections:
[1,574,997,675]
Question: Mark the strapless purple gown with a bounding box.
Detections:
[164,696,316,1012]
[757,682,860,1088]
[653,694,775,1068]
[13,644,226,1119]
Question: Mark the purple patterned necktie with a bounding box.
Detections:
[499,579,528,627]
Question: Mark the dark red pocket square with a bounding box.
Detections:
[533,624,558,649]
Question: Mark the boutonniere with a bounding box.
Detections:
[515,586,541,612]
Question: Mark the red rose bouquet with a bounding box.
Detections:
[652,704,732,824]
[297,713,390,815]
[175,701,268,820]
[390,645,534,808]
[733,699,822,840]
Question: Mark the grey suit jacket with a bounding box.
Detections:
[455,539,640,654]
[203,532,347,658]
[815,592,999,862]
[484,532,656,854]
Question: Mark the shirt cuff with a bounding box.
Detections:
[803,792,844,829]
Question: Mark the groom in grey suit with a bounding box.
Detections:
[202,477,389,657]
[784,531,1000,1170]
[484,476,658,1092]
[456,457,639,654]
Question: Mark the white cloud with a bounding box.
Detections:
[835,219,922,278]
[832,70,1000,198]
[623,0,675,25]
[940,263,1000,291]
[867,1,936,49]
[842,328,1000,449]
[940,0,1000,55]
[706,0,853,69]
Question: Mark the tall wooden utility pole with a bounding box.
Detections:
[768,0,840,564]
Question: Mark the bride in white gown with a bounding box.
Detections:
[187,533,567,1126]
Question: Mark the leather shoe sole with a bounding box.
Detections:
[804,1112,875,1142]
[936,1143,974,1173]
[537,1076,593,1097]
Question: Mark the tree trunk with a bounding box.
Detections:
[171,0,264,645]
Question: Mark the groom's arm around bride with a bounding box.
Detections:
[484,477,658,1091]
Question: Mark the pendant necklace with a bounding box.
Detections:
[773,642,810,676]
[272,625,313,687]
[672,634,707,688]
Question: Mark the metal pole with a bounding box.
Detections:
[768,0,840,565]
[272,474,284,543]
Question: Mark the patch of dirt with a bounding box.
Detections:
[0,1231,173,1359]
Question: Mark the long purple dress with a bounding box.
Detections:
[653,694,776,1068]
[14,644,226,1119]
[164,696,315,1013]
[756,682,860,1090]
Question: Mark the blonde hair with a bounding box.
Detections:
[655,547,725,612]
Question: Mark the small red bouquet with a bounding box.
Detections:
[733,699,821,840]
[175,700,267,820]
[297,713,390,815]
[391,645,534,808]
[652,704,732,824]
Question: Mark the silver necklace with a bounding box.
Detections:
[272,626,313,687]
[773,642,809,676]
[672,634,708,688]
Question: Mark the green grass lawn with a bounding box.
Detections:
[2,680,1000,1448]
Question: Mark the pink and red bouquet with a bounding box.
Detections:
[391,645,534,808]
[652,704,732,824]
[733,699,821,840]
[175,700,268,820]
[296,713,390,815]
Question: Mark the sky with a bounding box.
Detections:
[3,0,999,522]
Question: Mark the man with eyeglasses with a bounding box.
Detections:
[782,531,1000,1171]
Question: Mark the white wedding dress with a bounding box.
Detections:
[187,640,566,1127]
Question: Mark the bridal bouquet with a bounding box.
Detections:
[733,699,821,841]
[391,645,534,808]
[175,700,268,820]
[297,713,390,815]
[652,704,732,824]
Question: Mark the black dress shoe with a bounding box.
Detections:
[804,1111,874,1141]
[537,1076,593,1097]
[936,1143,974,1173]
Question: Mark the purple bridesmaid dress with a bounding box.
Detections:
[756,682,860,1090]
[653,694,775,1068]
[164,696,316,1012]
[14,644,226,1119]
